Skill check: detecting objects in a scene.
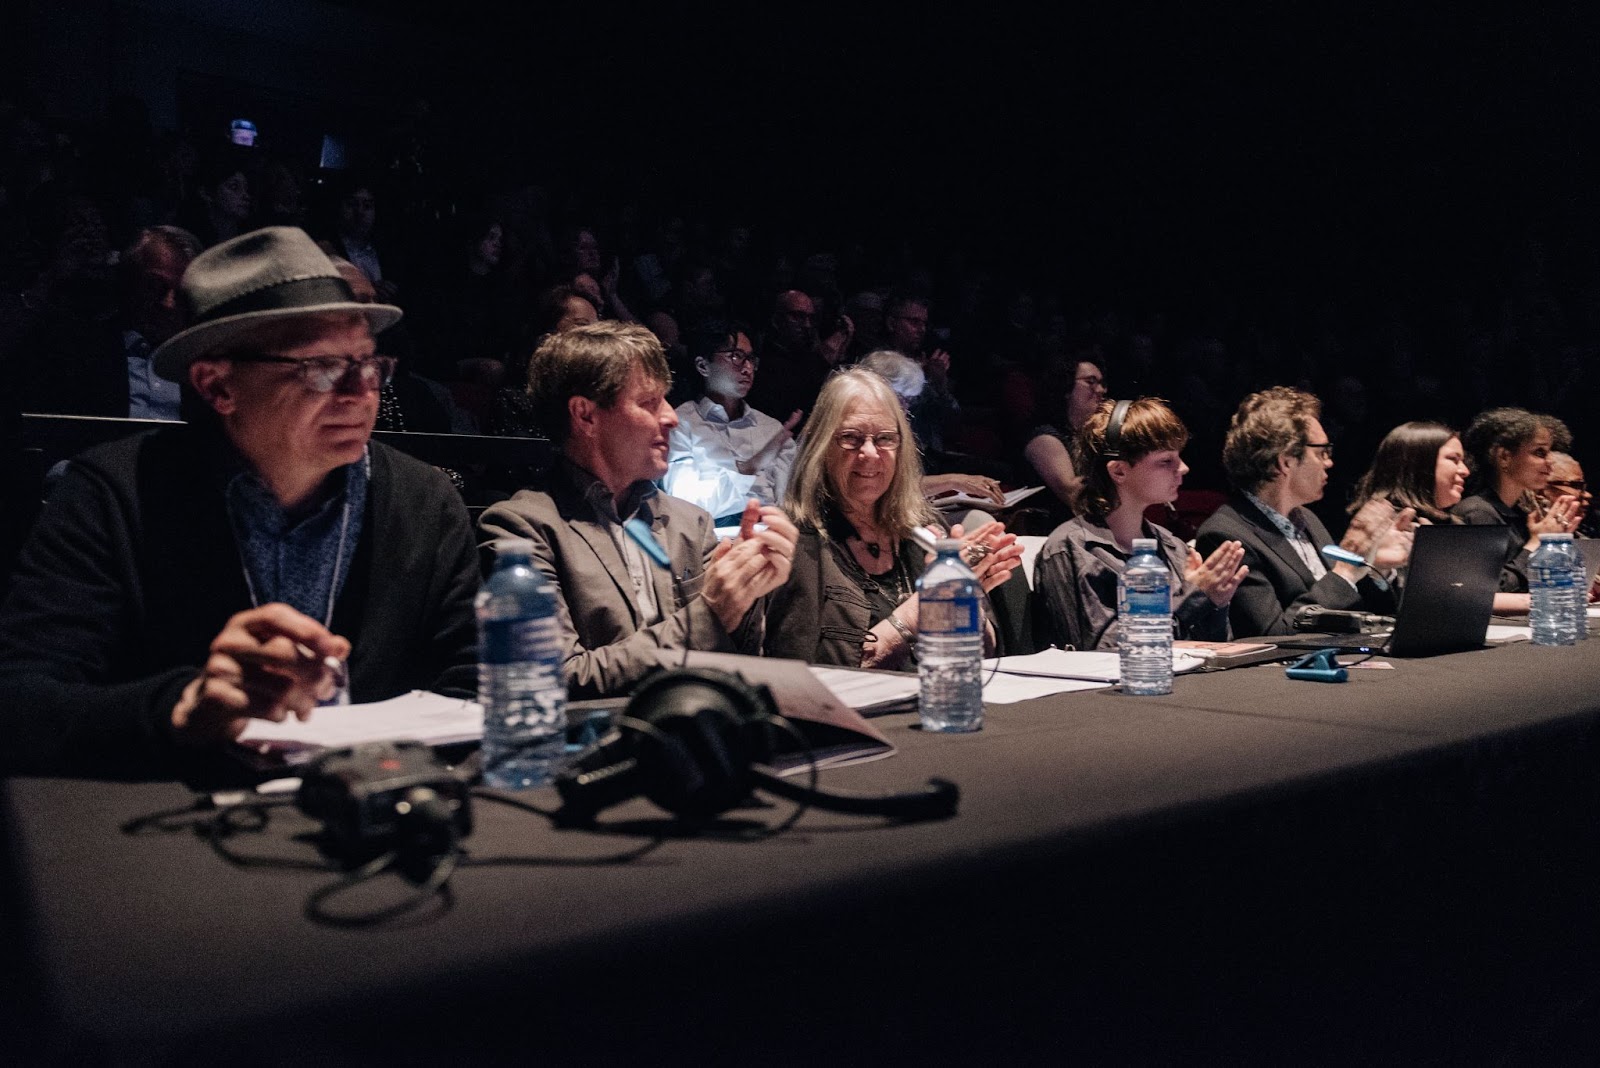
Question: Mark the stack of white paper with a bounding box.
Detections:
[236,691,483,762]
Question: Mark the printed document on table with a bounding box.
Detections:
[981,647,1206,682]
[236,690,483,762]
[808,666,920,715]
[979,672,1110,703]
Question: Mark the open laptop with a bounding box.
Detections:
[1276,524,1507,657]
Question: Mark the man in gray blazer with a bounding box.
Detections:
[479,322,798,698]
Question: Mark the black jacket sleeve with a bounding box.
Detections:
[0,460,191,778]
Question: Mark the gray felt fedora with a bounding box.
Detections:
[151,226,402,381]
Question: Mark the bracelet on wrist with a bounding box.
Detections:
[886,612,917,651]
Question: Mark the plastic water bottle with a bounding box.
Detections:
[1571,538,1589,640]
[477,538,568,787]
[1118,538,1173,695]
[1530,533,1580,647]
[917,539,984,732]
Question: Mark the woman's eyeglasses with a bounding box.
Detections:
[836,430,901,452]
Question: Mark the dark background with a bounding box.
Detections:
[12,2,1600,304]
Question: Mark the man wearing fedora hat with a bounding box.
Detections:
[0,227,479,778]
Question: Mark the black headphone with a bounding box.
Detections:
[1103,398,1132,460]
[554,668,959,826]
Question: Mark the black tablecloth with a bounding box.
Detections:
[6,639,1600,1063]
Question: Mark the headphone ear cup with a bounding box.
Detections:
[557,667,957,825]
[627,669,775,820]
[1104,398,1131,460]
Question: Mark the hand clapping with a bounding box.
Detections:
[1186,540,1249,607]
[1531,493,1583,539]
[700,500,799,633]
[950,520,1024,593]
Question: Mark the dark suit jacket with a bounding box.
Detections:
[1195,495,1397,637]
[1451,490,1532,592]
[0,427,479,779]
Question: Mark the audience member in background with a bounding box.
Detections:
[0,226,479,778]
[566,225,604,278]
[630,215,687,306]
[1024,354,1108,519]
[563,228,637,323]
[330,256,454,435]
[1036,398,1246,651]
[9,190,122,416]
[1195,387,1412,637]
[662,260,725,332]
[257,159,308,230]
[1347,420,1533,614]
[414,211,520,383]
[1453,408,1582,593]
[764,368,1021,670]
[857,348,924,406]
[572,263,637,324]
[709,222,759,321]
[325,175,398,304]
[842,290,886,361]
[858,350,1006,510]
[180,151,252,248]
[748,289,835,421]
[662,320,801,522]
[119,225,201,420]
[487,285,598,437]
[478,322,797,698]
[1543,451,1596,538]
[883,291,959,466]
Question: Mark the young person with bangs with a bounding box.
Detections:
[1034,397,1248,652]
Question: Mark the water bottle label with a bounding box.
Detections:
[1532,566,1574,589]
[1122,588,1171,617]
[920,597,980,635]
[480,615,561,664]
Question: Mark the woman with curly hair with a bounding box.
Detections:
[1452,408,1582,592]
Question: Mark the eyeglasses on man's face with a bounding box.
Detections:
[836,430,901,452]
[714,349,759,369]
[1302,441,1334,459]
[1548,478,1588,494]
[232,353,396,394]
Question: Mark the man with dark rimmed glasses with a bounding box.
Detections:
[663,319,801,523]
[1542,452,1597,539]
[0,227,479,778]
[1196,386,1409,637]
